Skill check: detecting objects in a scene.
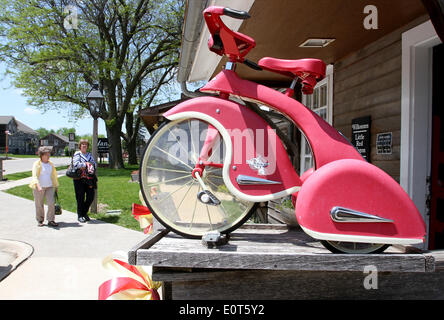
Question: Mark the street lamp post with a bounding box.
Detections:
[87,83,104,214]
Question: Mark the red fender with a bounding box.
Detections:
[295,159,426,245]
[163,96,301,201]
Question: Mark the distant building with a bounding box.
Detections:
[40,133,76,156]
[0,116,39,155]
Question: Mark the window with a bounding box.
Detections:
[300,65,333,175]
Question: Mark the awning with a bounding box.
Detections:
[179,0,437,86]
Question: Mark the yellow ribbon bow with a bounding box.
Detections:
[99,251,161,300]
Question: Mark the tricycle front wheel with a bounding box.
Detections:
[139,118,255,238]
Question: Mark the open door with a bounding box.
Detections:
[429,43,444,250]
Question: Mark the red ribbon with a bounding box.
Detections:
[98,259,160,300]
[132,203,153,234]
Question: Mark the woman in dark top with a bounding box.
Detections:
[73,139,97,223]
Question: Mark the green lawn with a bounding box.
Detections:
[6,165,143,231]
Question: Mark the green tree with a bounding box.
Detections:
[0,0,183,168]
[36,127,52,139]
[56,127,76,138]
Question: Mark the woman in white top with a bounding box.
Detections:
[29,146,59,227]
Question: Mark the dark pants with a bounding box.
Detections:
[73,179,95,218]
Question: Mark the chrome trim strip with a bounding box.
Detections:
[330,206,394,223]
[236,175,282,185]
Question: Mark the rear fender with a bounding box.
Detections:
[164,96,301,202]
[295,159,426,245]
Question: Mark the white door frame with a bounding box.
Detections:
[401,20,441,247]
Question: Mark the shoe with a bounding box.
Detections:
[84,215,91,221]
[48,221,59,227]
[78,217,86,223]
[37,222,44,227]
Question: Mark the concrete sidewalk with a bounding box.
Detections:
[0,176,147,300]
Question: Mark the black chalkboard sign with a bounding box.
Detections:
[351,116,371,161]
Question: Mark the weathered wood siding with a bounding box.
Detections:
[333,16,428,182]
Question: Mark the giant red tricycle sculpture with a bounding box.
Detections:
[138,6,426,253]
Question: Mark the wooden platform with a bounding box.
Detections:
[129,224,444,299]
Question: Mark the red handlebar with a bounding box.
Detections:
[203,6,256,62]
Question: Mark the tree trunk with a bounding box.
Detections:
[127,138,138,165]
[106,124,124,169]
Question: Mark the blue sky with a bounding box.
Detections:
[0,66,107,136]
[0,61,185,138]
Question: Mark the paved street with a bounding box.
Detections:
[1,156,71,175]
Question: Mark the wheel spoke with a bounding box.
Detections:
[167,127,194,165]
[141,118,255,237]
[175,181,195,212]
[206,204,213,230]
[189,185,201,230]
[154,145,193,170]
[207,173,223,179]
[206,134,222,163]
[188,119,199,163]
[145,174,191,188]
[147,166,191,174]
[206,178,248,207]
[206,166,221,172]
[156,180,195,204]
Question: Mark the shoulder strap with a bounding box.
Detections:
[79,153,89,162]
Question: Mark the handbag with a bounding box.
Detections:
[54,191,62,215]
[66,154,81,179]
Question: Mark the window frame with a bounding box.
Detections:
[300,64,334,175]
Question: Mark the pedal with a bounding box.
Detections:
[197,190,221,206]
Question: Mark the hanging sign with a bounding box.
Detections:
[68,142,76,151]
[98,138,109,153]
[351,116,371,161]
[376,132,392,155]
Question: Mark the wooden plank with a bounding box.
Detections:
[239,223,288,230]
[165,270,444,300]
[334,40,401,83]
[135,227,430,273]
[335,55,401,95]
[334,14,428,72]
[334,85,401,118]
[140,249,426,273]
[334,68,401,107]
[128,228,170,265]
[334,101,401,128]
[429,250,444,271]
